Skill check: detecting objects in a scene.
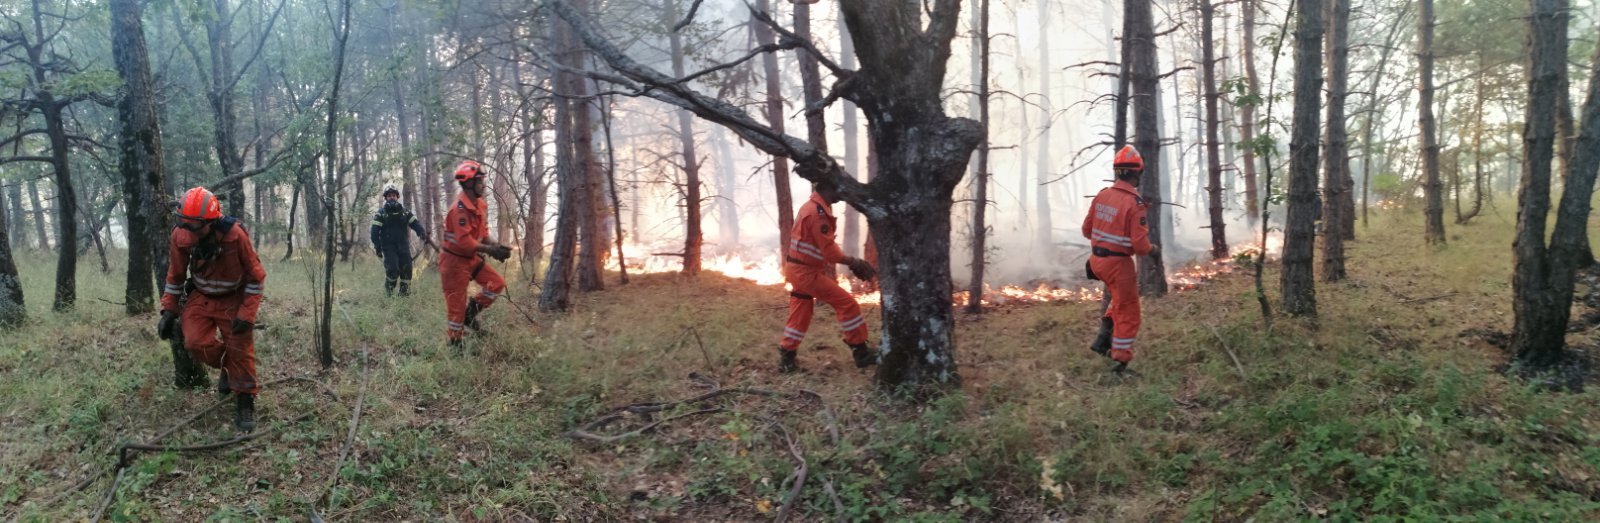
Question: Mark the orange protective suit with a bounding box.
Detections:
[163,220,267,394]
[440,192,506,342]
[780,192,868,352]
[1082,179,1153,363]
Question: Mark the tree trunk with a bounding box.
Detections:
[1281,0,1324,316]
[1419,0,1446,245]
[1240,0,1261,224]
[840,13,861,256]
[282,183,298,261]
[27,180,47,250]
[1035,1,1054,250]
[1321,0,1350,282]
[1509,0,1571,370]
[574,71,604,290]
[42,105,76,312]
[0,185,23,327]
[319,0,351,369]
[966,0,991,312]
[1201,0,1228,260]
[541,9,584,311]
[668,0,703,276]
[753,0,793,257]
[541,99,579,311]
[1127,0,1167,296]
[7,182,26,251]
[111,0,166,315]
[1459,68,1485,224]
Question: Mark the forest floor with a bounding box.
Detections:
[5,208,1600,521]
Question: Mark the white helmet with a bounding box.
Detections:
[382,184,400,198]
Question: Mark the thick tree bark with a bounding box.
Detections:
[1321,0,1350,282]
[1419,0,1446,245]
[0,186,22,327]
[112,0,167,315]
[1201,0,1228,260]
[753,0,794,256]
[541,98,579,311]
[1240,0,1261,224]
[1127,0,1166,296]
[966,0,991,313]
[1281,0,1323,316]
[669,0,704,276]
[1509,0,1576,371]
[541,9,584,311]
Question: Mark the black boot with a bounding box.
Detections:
[398,279,411,297]
[217,369,232,396]
[171,343,210,390]
[463,301,483,332]
[1090,317,1114,356]
[384,278,397,297]
[849,343,878,369]
[235,394,256,433]
[777,348,799,373]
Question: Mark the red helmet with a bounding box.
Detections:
[177,187,222,221]
[1113,145,1144,171]
[453,160,484,181]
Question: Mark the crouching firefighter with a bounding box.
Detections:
[371,185,432,296]
[156,187,268,432]
[1083,146,1158,370]
[440,160,512,348]
[776,183,878,373]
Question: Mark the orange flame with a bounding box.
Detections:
[610,237,1282,307]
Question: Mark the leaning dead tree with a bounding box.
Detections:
[546,0,980,393]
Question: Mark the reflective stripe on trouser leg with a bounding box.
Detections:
[1091,255,1141,362]
[440,254,473,342]
[788,266,869,346]
[472,261,506,308]
[780,295,815,351]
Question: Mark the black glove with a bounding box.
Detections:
[487,244,513,262]
[231,318,254,335]
[375,248,384,260]
[846,257,876,281]
[158,310,178,340]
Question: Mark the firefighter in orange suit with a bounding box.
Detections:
[1083,145,1158,368]
[778,183,878,373]
[440,160,512,347]
[156,187,268,432]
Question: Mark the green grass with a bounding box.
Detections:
[2,209,1600,520]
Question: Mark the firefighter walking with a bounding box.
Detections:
[777,184,878,373]
[371,185,432,296]
[439,160,512,347]
[1083,146,1158,369]
[157,187,268,432]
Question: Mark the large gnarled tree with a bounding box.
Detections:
[547,0,980,393]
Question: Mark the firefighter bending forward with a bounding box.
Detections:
[778,183,878,373]
[440,160,512,347]
[157,187,268,432]
[1083,146,1158,367]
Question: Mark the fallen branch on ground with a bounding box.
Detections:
[1205,324,1248,380]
